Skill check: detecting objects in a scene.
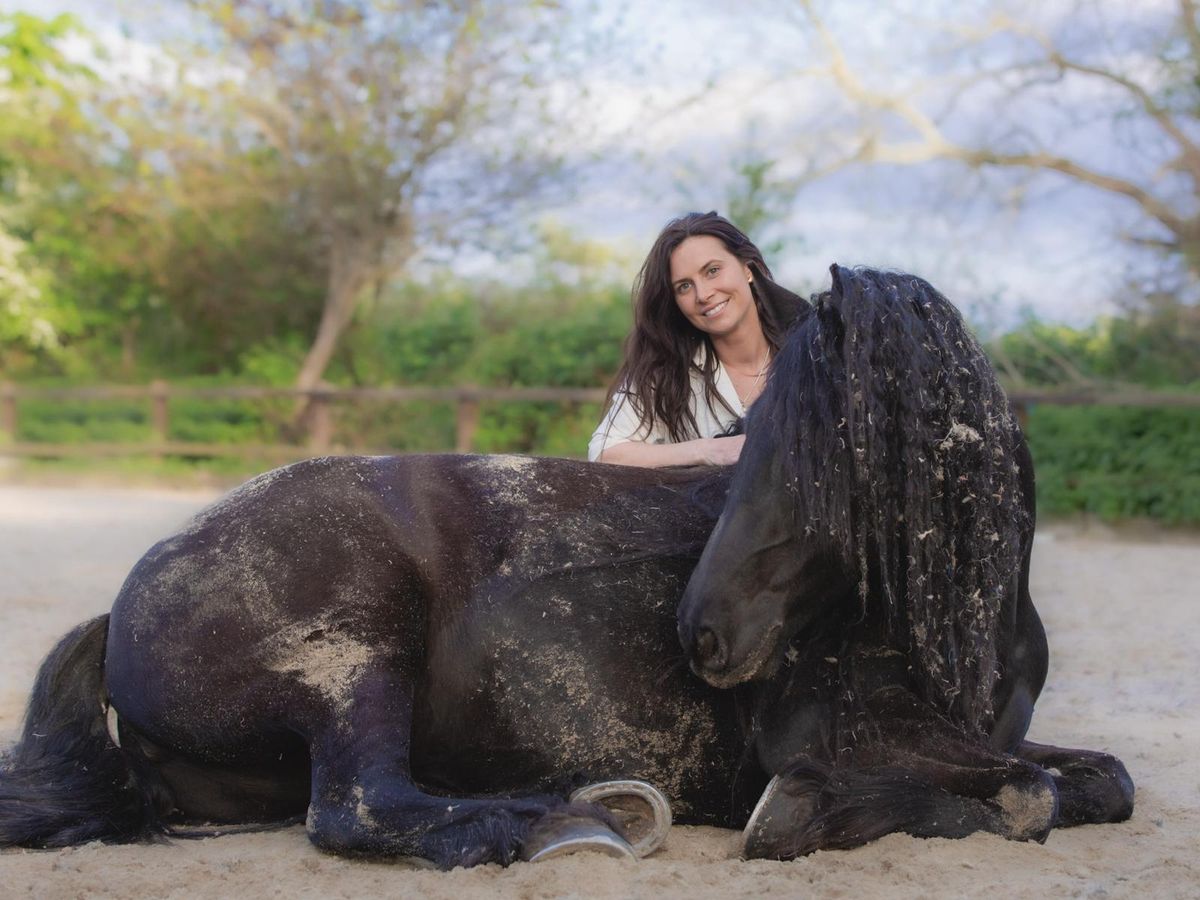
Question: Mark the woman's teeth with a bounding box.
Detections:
[703,300,728,317]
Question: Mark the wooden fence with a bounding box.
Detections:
[1,381,1197,461]
[0,381,606,460]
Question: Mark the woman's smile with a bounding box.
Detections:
[669,235,758,339]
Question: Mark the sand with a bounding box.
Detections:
[0,484,1197,899]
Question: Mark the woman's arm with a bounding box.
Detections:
[597,435,744,468]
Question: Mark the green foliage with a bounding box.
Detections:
[986,307,1200,523]
[346,283,483,385]
[470,287,628,388]
[473,402,603,457]
[1100,300,1200,386]
[0,11,95,183]
[329,265,630,454]
[723,151,795,260]
[991,306,1200,387]
[1024,405,1200,524]
[14,396,151,444]
[0,12,90,94]
[238,337,308,386]
[0,12,96,371]
[333,400,457,453]
[166,397,277,444]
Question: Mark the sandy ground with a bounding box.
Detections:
[0,484,1196,900]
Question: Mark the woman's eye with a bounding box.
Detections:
[707,265,720,276]
[676,282,691,294]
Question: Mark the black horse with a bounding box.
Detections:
[0,266,1131,869]
[678,265,1134,856]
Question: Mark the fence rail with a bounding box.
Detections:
[0,381,607,459]
[1,380,1196,461]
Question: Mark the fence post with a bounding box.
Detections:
[1012,399,1029,429]
[0,382,16,444]
[150,380,170,456]
[455,392,480,454]
[307,387,334,454]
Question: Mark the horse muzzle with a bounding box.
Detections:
[679,615,782,689]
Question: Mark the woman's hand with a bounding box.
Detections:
[701,434,745,466]
[597,435,745,468]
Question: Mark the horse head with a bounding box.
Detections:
[678,265,1031,734]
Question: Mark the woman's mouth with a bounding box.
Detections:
[702,300,729,318]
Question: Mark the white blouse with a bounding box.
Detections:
[587,350,744,462]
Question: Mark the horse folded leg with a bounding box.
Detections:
[742,762,976,859]
[739,762,1005,859]
[1018,739,1134,826]
[299,661,569,869]
[740,757,1058,860]
[306,775,562,868]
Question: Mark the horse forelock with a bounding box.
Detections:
[761,267,1030,736]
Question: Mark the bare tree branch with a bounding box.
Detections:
[948,147,1188,236]
[1180,0,1200,63]
[792,0,1198,274]
[987,12,1200,181]
[799,0,954,156]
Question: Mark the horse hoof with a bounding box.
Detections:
[520,812,637,863]
[741,774,818,860]
[569,779,672,858]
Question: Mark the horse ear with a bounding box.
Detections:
[826,263,862,322]
[750,261,810,333]
[828,263,850,299]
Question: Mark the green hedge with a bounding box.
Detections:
[10,389,1198,524]
[4,381,603,457]
[1023,405,1200,524]
[14,396,152,443]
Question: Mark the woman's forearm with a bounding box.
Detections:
[596,436,744,468]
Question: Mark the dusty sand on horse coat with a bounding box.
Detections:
[0,484,1196,899]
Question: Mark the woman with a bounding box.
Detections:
[588,211,798,467]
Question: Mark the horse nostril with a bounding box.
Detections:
[694,627,726,671]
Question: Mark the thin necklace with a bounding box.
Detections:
[728,351,771,407]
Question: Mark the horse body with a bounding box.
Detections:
[2,265,1133,868]
[78,454,753,859]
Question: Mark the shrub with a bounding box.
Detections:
[1023,405,1200,524]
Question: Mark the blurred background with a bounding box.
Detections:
[0,0,1196,522]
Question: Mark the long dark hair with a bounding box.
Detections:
[605,212,786,443]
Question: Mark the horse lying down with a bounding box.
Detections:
[0,266,1133,869]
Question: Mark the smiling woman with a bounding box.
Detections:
[588,212,806,467]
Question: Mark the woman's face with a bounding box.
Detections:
[669,235,759,340]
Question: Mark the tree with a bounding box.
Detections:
[174,0,584,419]
[0,12,93,189]
[0,12,95,368]
[772,0,1200,287]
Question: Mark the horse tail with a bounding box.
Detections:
[0,615,168,847]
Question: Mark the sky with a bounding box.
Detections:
[3,0,1187,329]
[547,0,1187,329]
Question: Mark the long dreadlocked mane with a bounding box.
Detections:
[759,265,1030,736]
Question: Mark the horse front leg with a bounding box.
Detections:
[743,688,1059,859]
[303,664,622,869]
[1017,739,1134,826]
